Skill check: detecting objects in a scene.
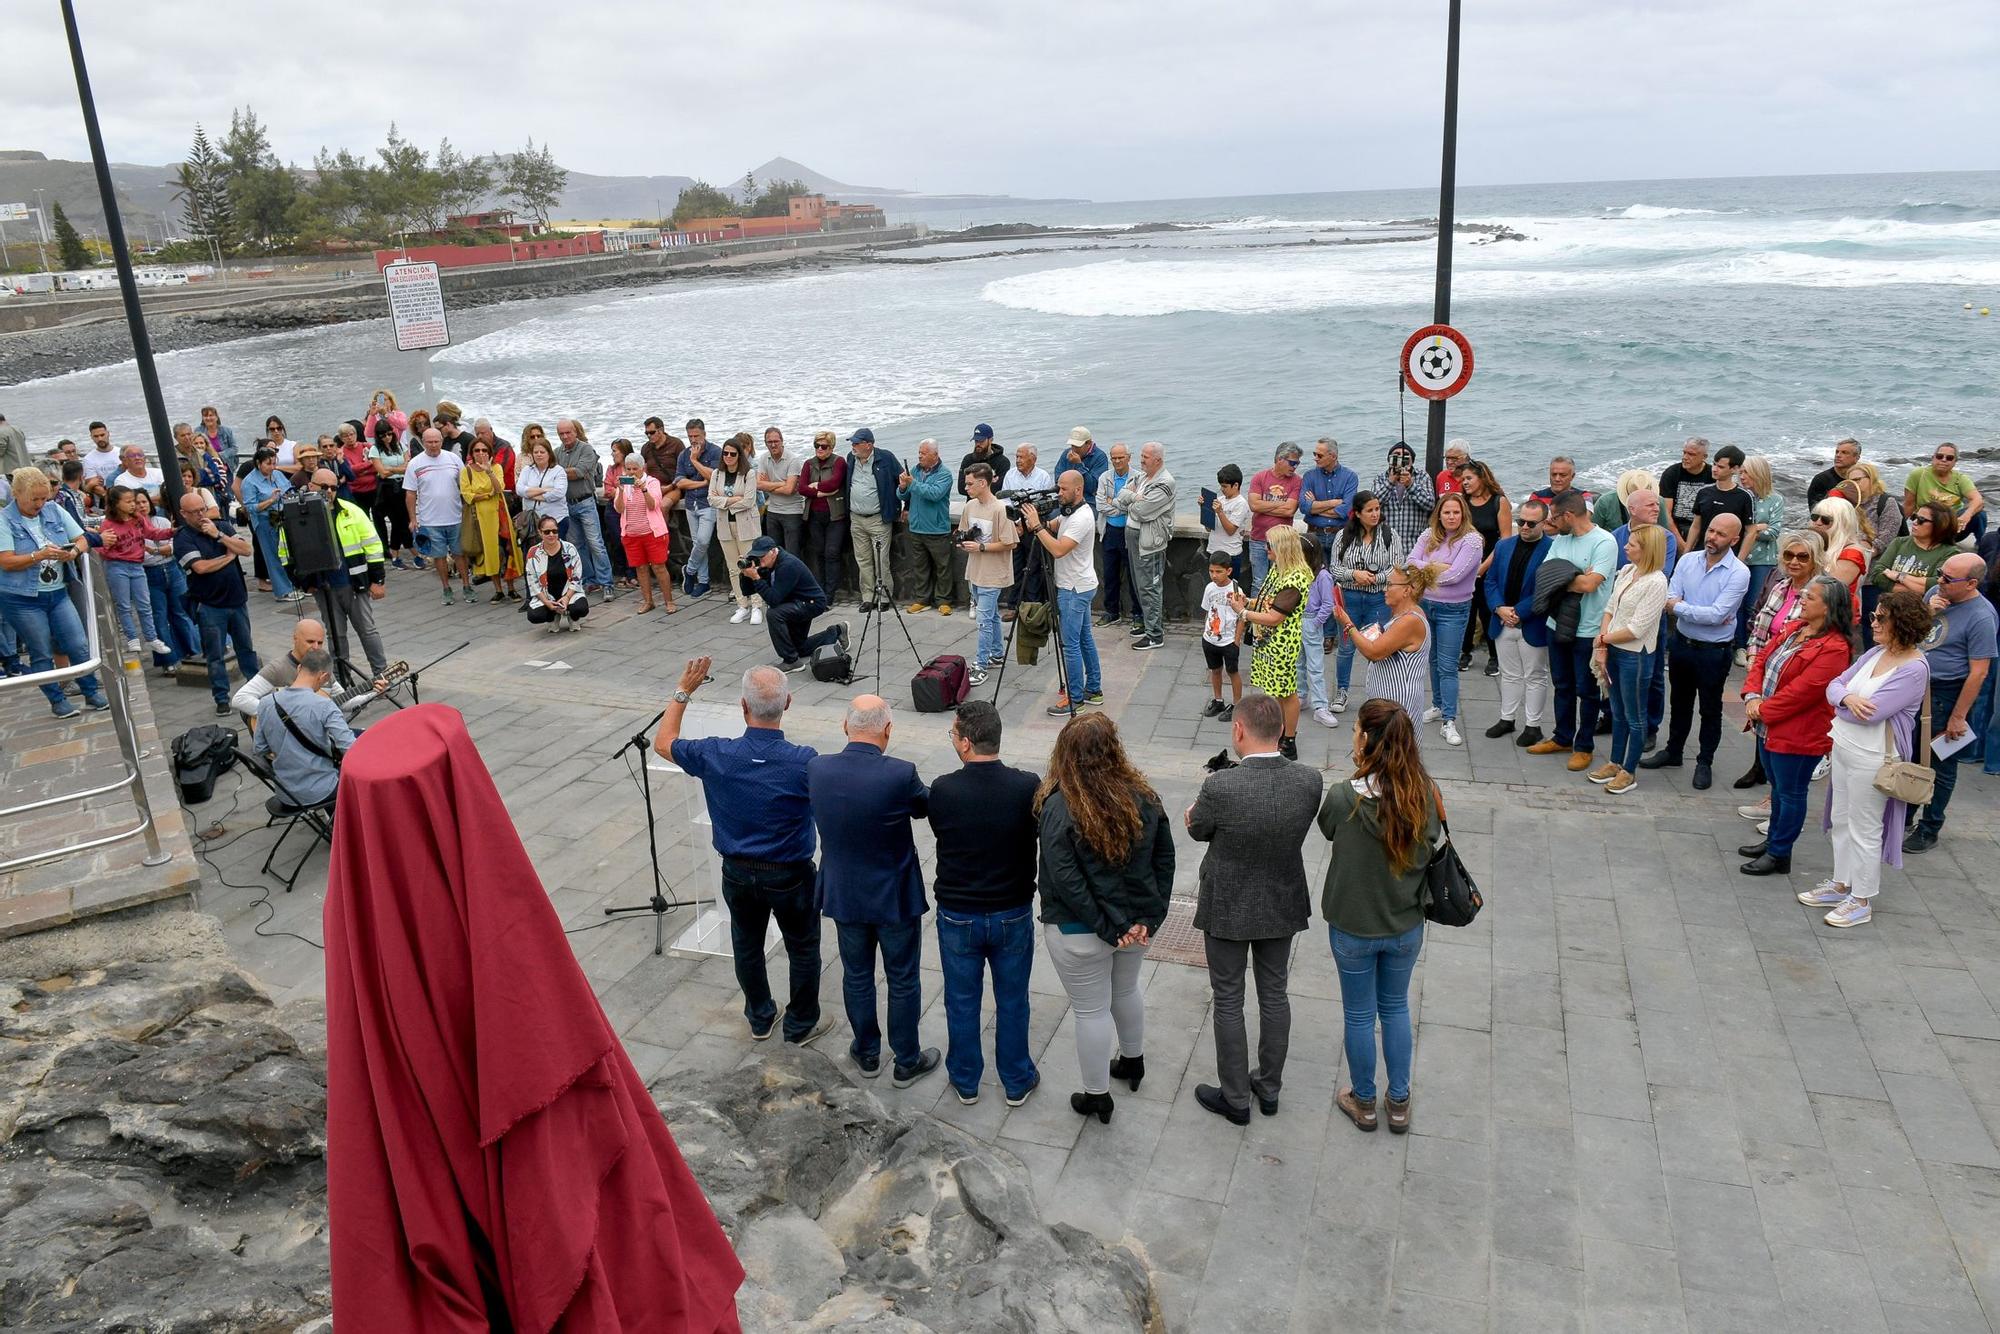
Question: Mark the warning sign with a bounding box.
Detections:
[1400,324,1473,401]
[383,261,450,352]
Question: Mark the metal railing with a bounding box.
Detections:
[0,552,168,873]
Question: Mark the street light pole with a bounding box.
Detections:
[1424,0,1463,480]
[59,0,182,512]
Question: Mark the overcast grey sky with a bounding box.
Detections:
[11,0,1998,199]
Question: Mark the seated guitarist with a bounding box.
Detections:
[254,648,355,807]
[233,617,394,726]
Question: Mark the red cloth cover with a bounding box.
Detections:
[324,704,742,1332]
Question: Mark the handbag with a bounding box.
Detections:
[1872,681,1933,805]
[1422,788,1482,927]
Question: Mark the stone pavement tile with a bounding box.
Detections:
[1574,1112,1674,1249]
[1626,945,1703,1013]
[1390,1170,1491,1305]
[1742,1137,1860,1255]
[1122,1186,1222,1277]
[1703,983,1794,1063]
[1782,1011,1890,1101]
[1919,1161,2000,1319]
[1943,925,2000,965]
[1737,889,1826,962]
[1039,1094,1170,1239]
[1146,1269,1198,1333]
[624,978,740,1050]
[1681,1283,1791,1334]
[1841,1185,1984,1316]
[1378,1289,1487,1332]
[1236,1095,1330,1205]
[1721,1052,1823,1149]
[1760,950,1849,1020]
[1651,1084,1749,1186]
[1144,1094,1239,1204]
[1873,1302,1996,1332]
[1285,1219,1393,1332]
[1683,922,1761,994]
[1770,1243,1890,1333]
[1411,1020,1492,1144]
[1404,1128,1489,1183]
[1903,965,2000,1041]
[1811,1092,1930,1196]
[1191,1186,1315,1333]
[1853,1002,1957,1081]
[1564,1013,1651,1123]
[1939,1037,2000,1107]
[1416,937,1491,1032]
[1662,1175,1781,1304]
[1879,1071,2000,1169]
[1493,1257,1584,1334]
[1561,957,1635,1020]
[1636,1004,1725,1092]
[1581,1236,1689,1334]
[1493,1118,1581,1270]
[1491,888,1560,976]
[1557,894,1624,966]
[1876,914,1966,972]
[1312,1112,1408,1231]
[1490,1020,1571,1129]
[1494,964,1564,1032]
[662,1033,745,1080]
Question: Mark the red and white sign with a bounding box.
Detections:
[383,261,450,352]
[1400,324,1474,401]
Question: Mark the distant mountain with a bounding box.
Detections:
[737,157,910,199]
[0,151,181,240]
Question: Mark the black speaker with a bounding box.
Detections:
[810,642,852,682]
[277,492,340,577]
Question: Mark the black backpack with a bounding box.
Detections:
[172,724,240,804]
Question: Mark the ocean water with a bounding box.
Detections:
[8,170,1998,501]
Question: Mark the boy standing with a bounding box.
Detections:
[1209,465,1251,590]
[1201,553,1245,719]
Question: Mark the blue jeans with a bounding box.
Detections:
[937,905,1038,1097]
[1646,634,1667,733]
[1974,671,2000,775]
[836,918,925,1069]
[1423,597,1472,721]
[1735,564,1774,651]
[248,515,294,598]
[1248,538,1270,591]
[145,563,199,661]
[0,589,105,708]
[720,858,822,1041]
[569,498,613,589]
[1331,923,1422,1104]
[1916,677,1969,837]
[1336,587,1387,690]
[1764,749,1818,858]
[1607,647,1652,773]
[106,560,159,644]
[1549,637,1601,752]
[973,585,1003,666]
[195,602,259,706]
[1057,586,1102,698]
[1299,617,1330,711]
[682,505,716,589]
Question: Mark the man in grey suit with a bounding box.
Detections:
[1184,691,1325,1124]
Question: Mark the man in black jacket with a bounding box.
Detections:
[1807,437,1862,511]
[740,535,847,672]
[927,699,1042,1107]
[1185,692,1324,1124]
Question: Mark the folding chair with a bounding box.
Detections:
[235,747,336,893]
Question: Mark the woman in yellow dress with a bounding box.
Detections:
[459,438,522,601]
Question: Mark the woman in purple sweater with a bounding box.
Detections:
[1806,587,1931,928]
[1407,494,1485,746]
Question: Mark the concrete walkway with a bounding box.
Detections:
[148,570,2000,1331]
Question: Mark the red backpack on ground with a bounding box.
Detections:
[910,655,971,712]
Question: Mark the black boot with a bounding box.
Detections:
[1733,757,1766,790]
[1070,1090,1115,1124]
[1108,1054,1145,1091]
[1736,840,1769,858]
[1740,853,1791,876]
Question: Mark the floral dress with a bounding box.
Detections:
[1248,564,1313,697]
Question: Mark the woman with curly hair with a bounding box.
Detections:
[1036,712,1174,1124]
[1236,524,1311,758]
[1317,698,1441,1135]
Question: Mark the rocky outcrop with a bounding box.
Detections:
[657,1051,1162,1334]
[0,912,330,1332]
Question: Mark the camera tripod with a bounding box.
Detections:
[988,518,1075,712]
[842,536,925,686]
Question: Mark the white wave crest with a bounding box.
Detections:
[1611,204,1724,219]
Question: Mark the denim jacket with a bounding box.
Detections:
[2,502,83,597]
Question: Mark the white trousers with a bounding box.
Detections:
[1496,627,1549,725]
[1828,735,1889,899]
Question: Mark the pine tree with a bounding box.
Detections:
[174,124,236,250]
[51,201,91,270]
[501,139,568,231]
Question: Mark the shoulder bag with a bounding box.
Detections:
[1422,786,1483,927]
[1872,677,1933,805]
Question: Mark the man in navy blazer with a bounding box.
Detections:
[807,694,941,1087]
[842,428,904,610]
[1482,495,1554,747]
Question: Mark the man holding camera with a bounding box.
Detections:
[278,468,390,680]
[1020,468,1103,716]
[1372,442,1437,552]
[740,534,847,673]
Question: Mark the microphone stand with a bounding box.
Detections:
[345,639,471,721]
[601,706,705,955]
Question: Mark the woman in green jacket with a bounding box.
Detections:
[1317,698,1440,1135]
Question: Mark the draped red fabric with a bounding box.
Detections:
[324,704,743,1332]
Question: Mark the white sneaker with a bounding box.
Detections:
[1441,720,1463,747]
[1423,706,1443,723]
[1734,649,1750,668]
[1332,690,1349,714]
[967,669,987,686]
[1313,706,1338,728]
[1811,756,1830,782]
[729,606,751,624]
[123,638,141,653]
[1797,881,1846,907]
[1737,800,1770,820]
[750,607,764,625]
[1755,820,1769,836]
[146,638,173,655]
[1824,896,1872,928]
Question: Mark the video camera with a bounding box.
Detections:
[1000,487,1063,525]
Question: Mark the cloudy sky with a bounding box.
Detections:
[11,0,1998,200]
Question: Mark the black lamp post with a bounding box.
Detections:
[60,0,183,513]
[1424,0,1463,480]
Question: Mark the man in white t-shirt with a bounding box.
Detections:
[404,427,469,604]
[1019,468,1100,715]
[81,421,122,485]
[1200,551,1245,718]
[756,426,806,562]
[956,463,1018,684]
[109,444,167,499]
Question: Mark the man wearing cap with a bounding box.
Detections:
[843,428,904,611]
[1299,437,1358,549]
[1053,426,1109,508]
[1371,442,1436,552]
[1107,441,1176,651]
[1247,442,1305,590]
[741,533,849,672]
[958,424,1007,499]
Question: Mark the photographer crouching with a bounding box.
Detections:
[739,534,848,673]
[1018,468,1103,715]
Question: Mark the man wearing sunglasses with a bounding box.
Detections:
[1903,553,1995,854]
[1904,444,1984,540]
[278,467,391,680]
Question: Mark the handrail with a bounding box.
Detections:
[0,554,168,874]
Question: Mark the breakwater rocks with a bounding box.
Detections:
[0,913,331,1333]
[658,1051,1163,1334]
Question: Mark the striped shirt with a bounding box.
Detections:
[1364,610,1431,720]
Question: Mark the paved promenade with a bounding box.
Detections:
[146,572,2000,1332]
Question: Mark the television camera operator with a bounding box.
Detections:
[739,534,848,673]
[1017,468,1103,715]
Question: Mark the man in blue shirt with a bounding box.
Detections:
[1299,437,1358,547]
[1052,426,1109,506]
[808,695,940,1087]
[654,654,833,1046]
[1904,553,1997,854]
[1093,444,1136,626]
[673,418,723,597]
[1642,513,1750,789]
[254,649,353,807]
